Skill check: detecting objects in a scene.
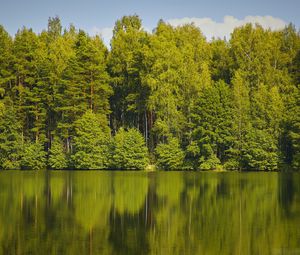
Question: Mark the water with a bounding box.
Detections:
[0,171,299,255]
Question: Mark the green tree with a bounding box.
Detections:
[70,31,111,114]
[210,38,233,83]
[13,27,47,143]
[71,110,111,169]
[0,98,22,169]
[188,80,233,170]
[0,25,14,98]
[21,142,47,170]
[241,129,279,170]
[230,24,273,89]
[43,25,76,152]
[34,17,76,152]
[48,138,68,169]
[289,87,300,168]
[144,21,184,141]
[174,24,211,146]
[59,31,111,152]
[108,15,149,137]
[247,84,283,170]
[155,137,184,170]
[47,16,62,41]
[112,128,148,170]
[227,70,251,169]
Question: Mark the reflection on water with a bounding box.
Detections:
[0,171,299,255]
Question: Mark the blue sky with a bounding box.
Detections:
[0,0,299,44]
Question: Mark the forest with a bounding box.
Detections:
[0,15,299,171]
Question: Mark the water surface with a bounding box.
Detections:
[0,171,299,255]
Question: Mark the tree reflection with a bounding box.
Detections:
[0,171,299,255]
[113,172,149,215]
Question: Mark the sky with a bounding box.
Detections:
[0,0,299,45]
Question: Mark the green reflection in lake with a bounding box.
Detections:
[0,171,299,255]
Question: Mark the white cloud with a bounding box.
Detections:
[91,15,287,47]
[167,15,287,40]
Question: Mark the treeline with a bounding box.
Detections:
[0,15,299,170]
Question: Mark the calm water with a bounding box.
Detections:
[0,171,299,255]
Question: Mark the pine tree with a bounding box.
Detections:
[241,129,279,170]
[71,110,111,169]
[47,16,62,41]
[58,30,111,152]
[188,80,233,170]
[0,98,22,169]
[48,138,68,169]
[21,142,47,170]
[227,70,251,170]
[0,25,14,98]
[108,15,149,135]
[289,87,300,168]
[13,27,47,142]
[112,128,149,170]
[155,137,185,170]
[45,25,77,151]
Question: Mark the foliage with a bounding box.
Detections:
[241,129,279,170]
[48,138,68,169]
[71,110,111,169]
[109,15,149,136]
[21,142,47,170]
[112,128,149,170]
[0,98,22,169]
[155,137,185,170]
[288,87,300,169]
[188,80,233,170]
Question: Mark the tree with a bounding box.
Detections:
[0,98,22,169]
[188,80,233,170]
[155,137,184,170]
[228,24,292,170]
[48,138,68,169]
[230,24,273,89]
[21,142,47,170]
[144,21,185,143]
[210,38,233,83]
[0,25,14,98]
[241,129,279,170]
[47,16,62,41]
[112,128,148,170]
[247,84,283,170]
[227,70,251,169]
[13,27,47,143]
[174,24,211,146]
[108,15,149,137]
[70,31,111,114]
[59,30,111,152]
[71,110,111,169]
[43,25,76,151]
[289,87,300,168]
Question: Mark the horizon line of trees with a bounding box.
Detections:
[0,15,299,171]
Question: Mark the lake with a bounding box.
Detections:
[0,171,299,255]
